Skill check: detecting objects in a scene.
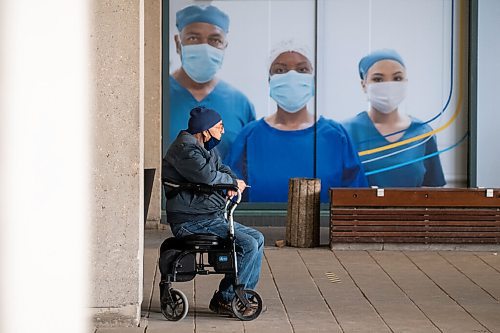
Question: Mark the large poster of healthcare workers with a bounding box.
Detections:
[164,0,468,203]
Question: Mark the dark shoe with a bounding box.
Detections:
[209,291,233,316]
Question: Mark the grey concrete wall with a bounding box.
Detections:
[144,0,162,226]
[90,0,144,327]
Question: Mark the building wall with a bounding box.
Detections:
[90,0,144,326]
[144,0,162,226]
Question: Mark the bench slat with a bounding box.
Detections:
[331,237,499,244]
[332,226,499,232]
[331,220,500,227]
[331,211,500,221]
[332,231,500,237]
[331,208,499,216]
[330,188,500,207]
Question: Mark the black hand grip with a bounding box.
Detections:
[162,179,237,194]
[211,183,239,192]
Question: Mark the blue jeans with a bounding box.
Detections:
[170,217,264,302]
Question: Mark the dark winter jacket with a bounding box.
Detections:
[162,131,238,224]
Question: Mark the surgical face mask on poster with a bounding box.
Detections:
[181,44,224,83]
[269,70,315,113]
[366,81,408,114]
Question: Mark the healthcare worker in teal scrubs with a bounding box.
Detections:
[166,4,255,159]
[342,49,446,187]
[227,40,367,202]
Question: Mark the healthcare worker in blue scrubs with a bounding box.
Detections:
[226,40,368,202]
[166,4,255,159]
[342,49,446,187]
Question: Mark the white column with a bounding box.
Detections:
[0,1,90,333]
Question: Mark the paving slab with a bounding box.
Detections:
[475,252,500,272]
[439,251,500,301]
[406,251,500,332]
[299,249,391,333]
[144,311,194,333]
[95,328,144,333]
[94,229,500,332]
[370,251,487,333]
[334,250,440,332]
[266,248,342,333]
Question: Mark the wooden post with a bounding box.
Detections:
[286,178,321,247]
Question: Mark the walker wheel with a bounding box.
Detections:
[161,288,188,321]
[231,289,262,321]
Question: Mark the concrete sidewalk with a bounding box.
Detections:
[95,228,500,333]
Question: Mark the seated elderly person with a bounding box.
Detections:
[163,106,265,316]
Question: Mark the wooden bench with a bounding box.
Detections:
[330,188,500,246]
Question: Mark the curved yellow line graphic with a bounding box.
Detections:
[359,0,465,157]
[359,99,462,156]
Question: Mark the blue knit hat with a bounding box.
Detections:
[187,106,222,134]
[358,49,405,79]
[176,5,230,34]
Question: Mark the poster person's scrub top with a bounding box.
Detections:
[343,111,446,187]
[226,116,368,202]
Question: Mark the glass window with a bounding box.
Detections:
[163,0,468,206]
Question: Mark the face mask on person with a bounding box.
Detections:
[203,131,221,151]
[181,44,224,83]
[269,70,315,113]
[366,81,407,114]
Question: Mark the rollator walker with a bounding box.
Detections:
[158,181,263,321]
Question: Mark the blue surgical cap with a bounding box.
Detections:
[176,5,229,34]
[358,49,405,79]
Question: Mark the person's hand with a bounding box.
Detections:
[236,179,247,193]
[227,179,247,198]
